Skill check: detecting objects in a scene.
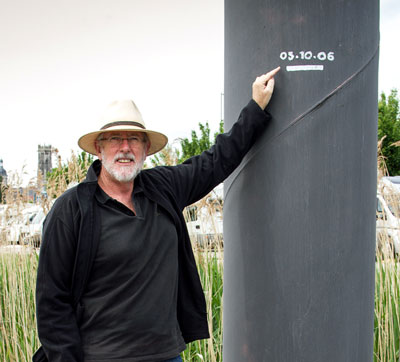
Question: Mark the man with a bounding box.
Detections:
[35,67,280,362]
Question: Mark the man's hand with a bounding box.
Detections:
[252,66,280,110]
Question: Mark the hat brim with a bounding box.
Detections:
[78,126,168,156]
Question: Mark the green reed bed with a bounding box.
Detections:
[1,246,400,361]
[374,252,400,362]
[0,250,40,361]
[182,247,223,362]
[0,246,223,362]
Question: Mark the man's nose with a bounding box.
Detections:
[119,138,131,151]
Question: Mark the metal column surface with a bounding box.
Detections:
[223,1,379,361]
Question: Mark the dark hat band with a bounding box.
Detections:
[101,121,145,130]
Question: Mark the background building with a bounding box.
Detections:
[37,145,53,181]
[0,159,7,185]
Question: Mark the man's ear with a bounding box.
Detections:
[95,141,102,160]
[145,141,151,156]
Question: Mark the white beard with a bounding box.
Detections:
[101,150,145,182]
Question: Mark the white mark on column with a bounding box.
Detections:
[286,65,324,72]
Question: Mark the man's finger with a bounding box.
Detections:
[265,66,280,79]
[257,66,280,84]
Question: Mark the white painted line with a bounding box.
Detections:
[286,65,324,72]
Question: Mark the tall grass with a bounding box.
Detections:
[0,247,223,362]
[374,139,400,362]
[0,251,40,361]
[182,247,223,362]
[1,235,400,361]
[2,239,398,361]
[374,251,400,362]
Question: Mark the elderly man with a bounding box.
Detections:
[35,67,280,362]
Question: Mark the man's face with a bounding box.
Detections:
[95,131,150,183]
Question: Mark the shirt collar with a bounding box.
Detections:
[95,185,111,204]
[95,183,143,205]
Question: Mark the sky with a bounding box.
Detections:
[0,0,399,184]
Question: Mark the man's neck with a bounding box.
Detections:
[97,167,136,213]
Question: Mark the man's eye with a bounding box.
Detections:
[110,136,122,142]
[128,137,140,142]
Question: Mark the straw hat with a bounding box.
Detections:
[78,100,168,156]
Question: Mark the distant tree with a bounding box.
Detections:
[178,120,224,163]
[378,89,400,175]
[149,120,224,167]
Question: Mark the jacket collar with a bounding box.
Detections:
[83,159,102,184]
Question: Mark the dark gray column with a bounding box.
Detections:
[223,1,378,361]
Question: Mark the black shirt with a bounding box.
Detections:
[80,185,186,361]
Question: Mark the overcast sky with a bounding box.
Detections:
[0,0,399,184]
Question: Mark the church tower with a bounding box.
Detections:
[37,145,53,180]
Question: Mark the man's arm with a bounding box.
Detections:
[36,196,83,362]
[160,67,280,208]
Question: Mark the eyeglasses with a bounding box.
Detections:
[99,135,145,147]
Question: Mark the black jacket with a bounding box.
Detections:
[35,99,271,361]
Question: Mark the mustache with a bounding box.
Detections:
[113,153,136,162]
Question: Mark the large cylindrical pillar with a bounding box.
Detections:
[223,1,379,361]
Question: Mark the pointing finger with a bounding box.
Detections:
[266,66,280,79]
[257,66,280,84]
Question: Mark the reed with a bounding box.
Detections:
[1,216,400,361]
[182,245,224,361]
[374,251,400,362]
[374,140,400,362]
[0,250,40,361]
[0,245,223,362]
